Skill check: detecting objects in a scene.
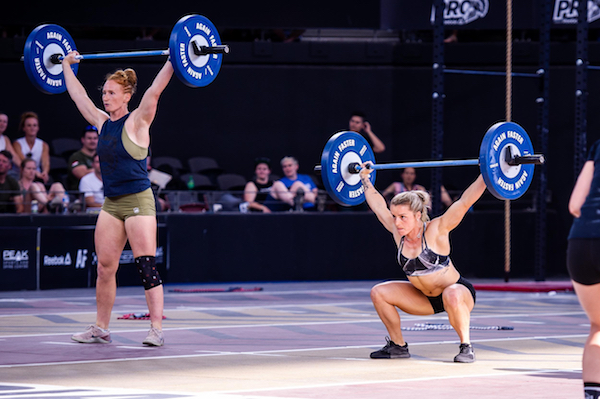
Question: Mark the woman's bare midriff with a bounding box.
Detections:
[407,264,461,296]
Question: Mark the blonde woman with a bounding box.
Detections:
[360,162,486,362]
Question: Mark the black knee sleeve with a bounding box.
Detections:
[135,256,162,290]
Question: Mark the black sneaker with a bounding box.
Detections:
[370,337,410,359]
[454,343,475,363]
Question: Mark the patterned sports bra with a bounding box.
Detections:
[397,223,451,277]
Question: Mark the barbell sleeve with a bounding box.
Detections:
[191,41,230,55]
[508,154,545,166]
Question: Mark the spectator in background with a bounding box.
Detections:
[349,111,386,154]
[79,154,104,212]
[270,156,317,211]
[13,112,51,184]
[19,158,66,213]
[0,150,23,213]
[67,125,99,191]
[0,112,20,173]
[382,168,427,199]
[382,167,454,208]
[244,157,275,213]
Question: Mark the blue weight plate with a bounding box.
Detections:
[169,14,223,88]
[23,24,78,95]
[321,131,376,206]
[479,122,535,200]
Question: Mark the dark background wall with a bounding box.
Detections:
[2,1,600,283]
[0,211,556,291]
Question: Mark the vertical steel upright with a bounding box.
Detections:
[575,0,588,176]
[535,0,551,282]
[431,0,445,216]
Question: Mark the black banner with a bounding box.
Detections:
[382,0,600,30]
[0,228,37,291]
[39,227,95,290]
[38,225,167,290]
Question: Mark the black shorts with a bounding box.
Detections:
[567,238,600,285]
[427,276,477,314]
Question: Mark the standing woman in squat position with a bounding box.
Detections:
[360,163,486,362]
[62,52,173,346]
[567,138,600,399]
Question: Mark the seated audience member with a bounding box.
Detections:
[244,157,276,213]
[348,111,386,154]
[382,167,453,208]
[0,150,23,213]
[78,154,104,212]
[0,112,20,174]
[12,112,51,184]
[19,158,66,213]
[269,156,318,211]
[67,125,99,191]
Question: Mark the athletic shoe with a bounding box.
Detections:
[71,324,111,344]
[370,336,410,358]
[454,343,475,363]
[143,326,164,347]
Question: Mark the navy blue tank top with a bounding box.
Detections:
[97,114,150,198]
[569,139,600,239]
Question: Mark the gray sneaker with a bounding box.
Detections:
[454,343,475,363]
[143,326,164,347]
[71,324,111,344]
[370,337,410,359]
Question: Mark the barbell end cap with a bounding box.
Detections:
[537,154,546,165]
[314,164,322,175]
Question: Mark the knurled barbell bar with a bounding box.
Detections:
[315,121,545,206]
[22,14,228,94]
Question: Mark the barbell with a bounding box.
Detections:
[316,121,545,206]
[22,14,228,94]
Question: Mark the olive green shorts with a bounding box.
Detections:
[101,188,156,221]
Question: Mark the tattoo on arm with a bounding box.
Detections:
[361,175,370,190]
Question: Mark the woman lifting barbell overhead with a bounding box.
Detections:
[62,51,173,347]
[360,164,487,363]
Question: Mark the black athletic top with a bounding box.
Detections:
[398,223,452,277]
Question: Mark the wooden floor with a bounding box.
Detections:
[0,280,587,398]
